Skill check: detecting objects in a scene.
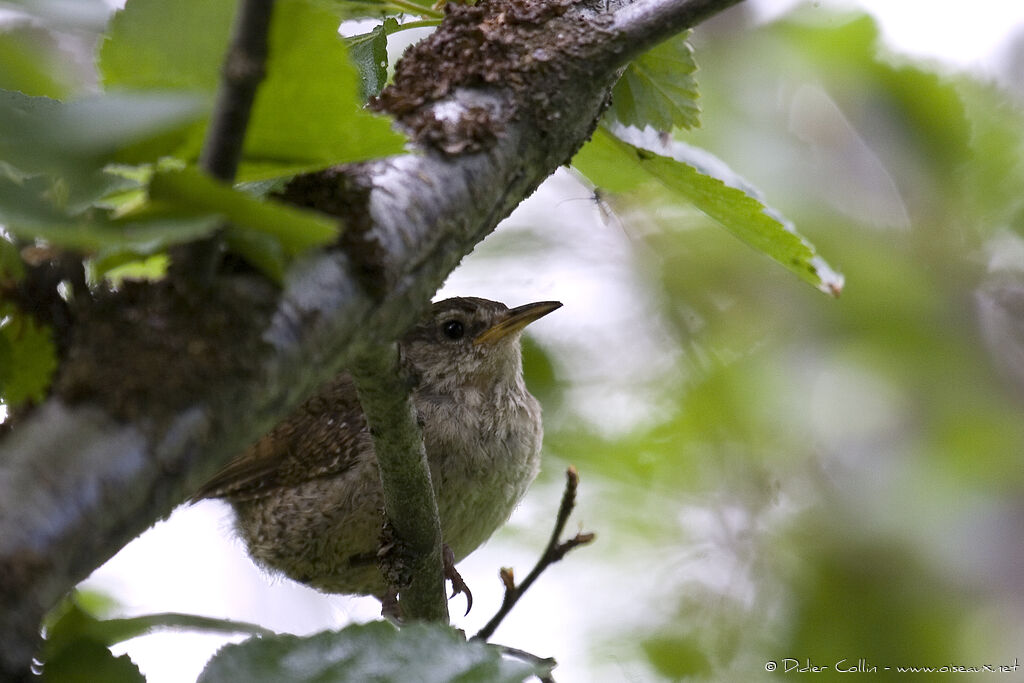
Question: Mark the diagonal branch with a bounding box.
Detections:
[0,0,746,675]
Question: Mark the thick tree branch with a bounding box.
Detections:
[0,0,744,674]
[350,346,448,623]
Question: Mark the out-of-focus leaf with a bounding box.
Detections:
[46,602,272,657]
[0,175,220,252]
[239,0,406,178]
[0,89,208,183]
[346,18,397,101]
[782,524,968,672]
[0,236,24,283]
[608,31,699,132]
[95,253,169,283]
[642,634,712,679]
[0,305,57,406]
[0,24,79,98]
[100,0,406,180]
[0,0,112,33]
[0,182,218,260]
[147,167,340,254]
[223,228,287,284]
[41,593,267,683]
[198,621,549,683]
[99,0,235,91]
[957,79,1024,227]
[42,641,144,683]
[572,126,843,296]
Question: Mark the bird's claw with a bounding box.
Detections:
[443,544,473,615]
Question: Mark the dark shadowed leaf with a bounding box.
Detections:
[198,621,549,683]
[346,18,397,101]
[41,640,144,683]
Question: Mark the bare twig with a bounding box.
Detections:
[474,467,595,642]
[350,346,448,623]
[200,0,275,182]
[494,644,558,683]
[172,0,276,284]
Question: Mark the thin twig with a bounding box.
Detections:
[494,644,558,682]
[200,0,276,182]
[171,0,276,284]
[474,467,595,642]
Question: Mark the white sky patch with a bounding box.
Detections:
[751,0,1024,81]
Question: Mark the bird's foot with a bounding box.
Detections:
[444,544,473,616]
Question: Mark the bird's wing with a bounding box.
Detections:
[191,373,371,501]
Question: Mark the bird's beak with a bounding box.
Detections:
[474,301,562,345]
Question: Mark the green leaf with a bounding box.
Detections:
[239,0,406,178]
[223,228,288,284]
[147,167,341,254]
[99,0,236,91]
[198,621,550,683]
[41,593,269,683]
[0,23,79,98]
[572,127,843,296]
[46,603,272,656]
[0,305,57,406]
[346,18,397,101]
[93,253,169,283]
[0,235,23,283]
[0,174,221,253]
[0,89,208,183]
[608,32,699,132]
[100,0,406,180]
[42,640,145,683]
[642,634,712,679]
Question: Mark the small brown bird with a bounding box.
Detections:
[192,297,560,606]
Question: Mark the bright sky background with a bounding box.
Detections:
[755,0,1024,82]
[83,2,1024,682]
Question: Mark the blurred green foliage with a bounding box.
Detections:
[532,7,1024,682]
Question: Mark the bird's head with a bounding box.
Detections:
[400,297,561,394]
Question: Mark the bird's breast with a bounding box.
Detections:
[415,383,543,560]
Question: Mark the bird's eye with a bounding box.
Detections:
[442,319,465,340]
